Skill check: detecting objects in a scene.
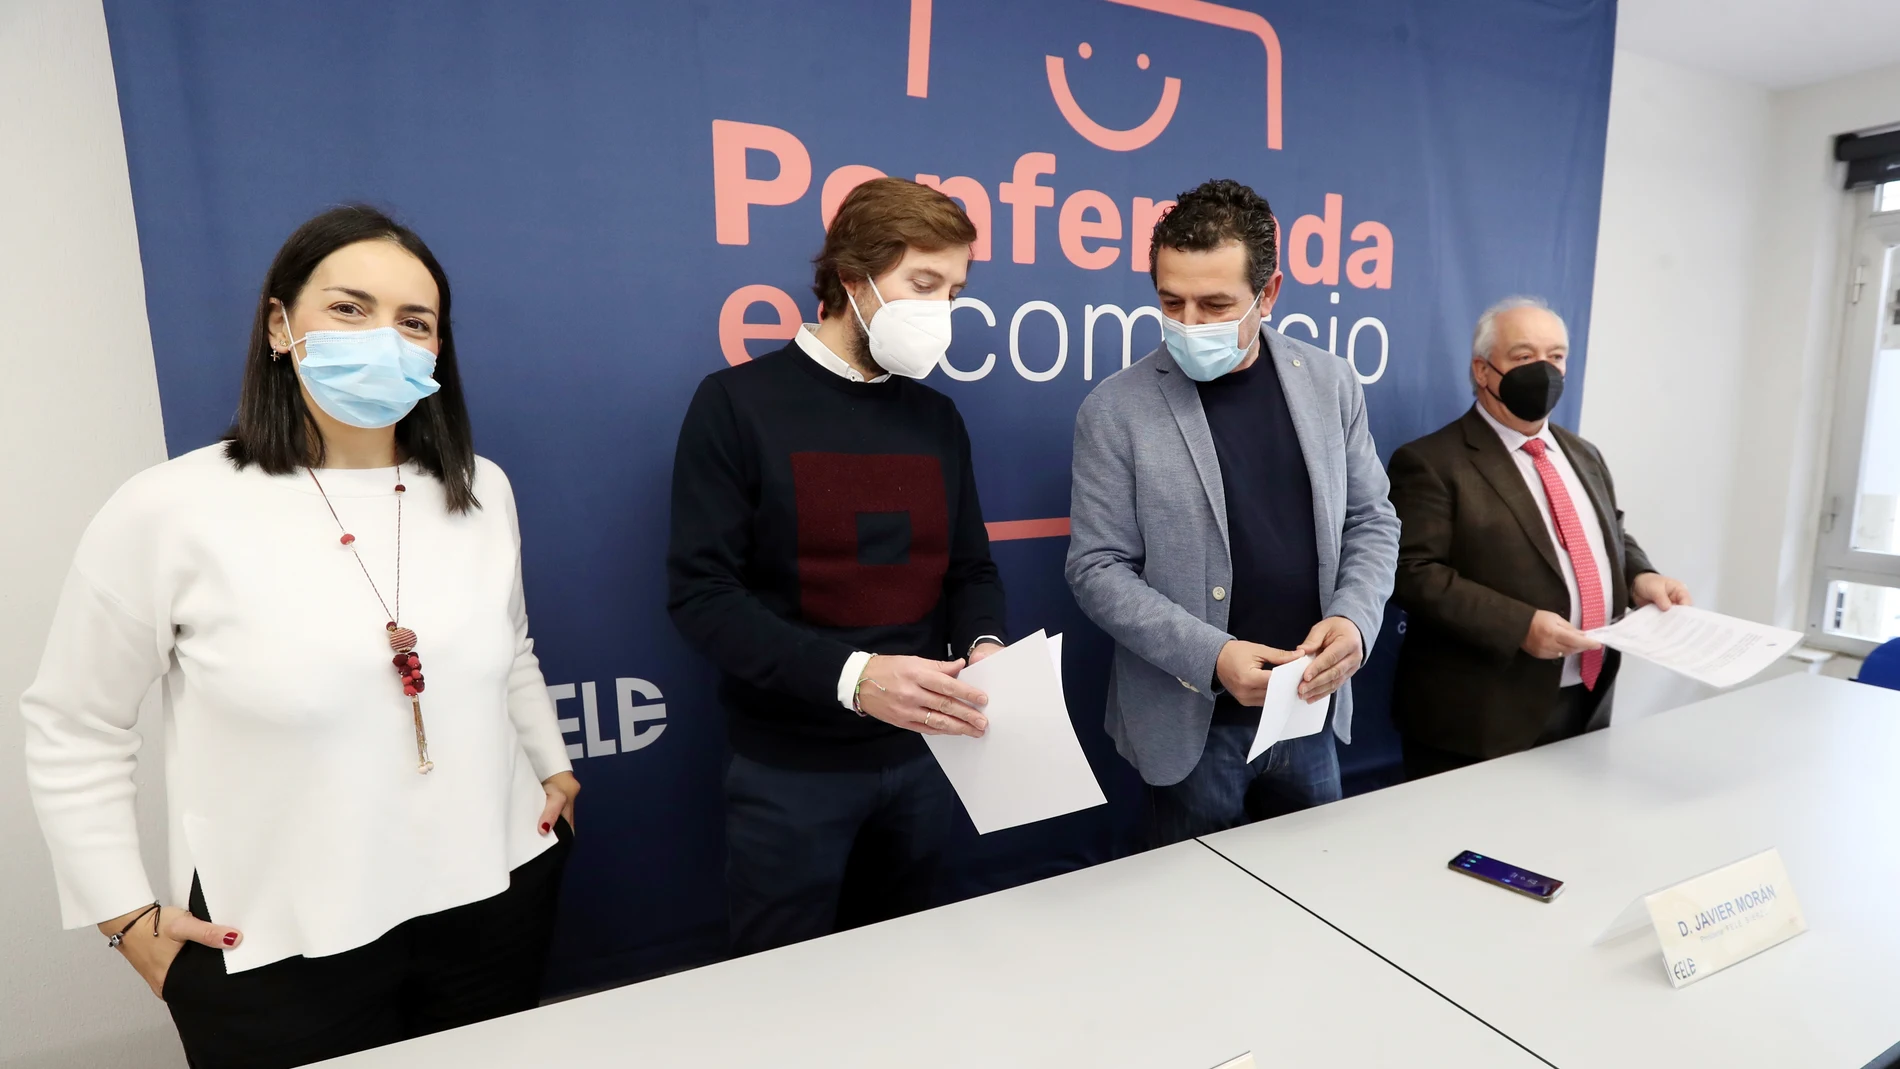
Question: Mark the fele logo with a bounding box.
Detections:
[549,678,666,761]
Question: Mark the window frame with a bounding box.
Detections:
[1806,186,1900,655]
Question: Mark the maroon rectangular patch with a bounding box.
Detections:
[791,452,949,627]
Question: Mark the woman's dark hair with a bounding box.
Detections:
[1148,178,1279,293]
[224,204,479,512]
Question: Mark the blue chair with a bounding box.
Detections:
[1857,638,1900,691]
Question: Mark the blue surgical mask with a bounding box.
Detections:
[1162,291,1264,382]
[283,308,441,429]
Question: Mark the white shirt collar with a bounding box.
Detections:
[795,324,890,384]
[1475,399,1555,454]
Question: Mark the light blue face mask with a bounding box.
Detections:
[1161,291,1264,382]
[283,307,441,429]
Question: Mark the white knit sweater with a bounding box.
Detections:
[22,445,572,971]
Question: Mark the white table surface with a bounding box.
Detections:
[1205,673,1900,1069]
[319,840,1546,1068]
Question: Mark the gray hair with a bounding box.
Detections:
[1471,295,1563,392]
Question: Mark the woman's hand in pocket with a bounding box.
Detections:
[99,905,242,998]
[539,771,580,838]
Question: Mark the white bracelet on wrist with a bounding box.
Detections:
[968,635,1005,659]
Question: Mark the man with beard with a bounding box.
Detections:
[668,178,1007,955]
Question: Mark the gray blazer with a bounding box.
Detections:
[1065,327,1400,786]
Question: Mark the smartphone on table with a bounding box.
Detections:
[1448,850,1563,902]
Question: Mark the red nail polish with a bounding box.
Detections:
[222,933,237,947]
[541,822,551,834]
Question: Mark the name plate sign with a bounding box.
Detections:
[1643,848,1806,987]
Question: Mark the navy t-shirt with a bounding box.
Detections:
[1195,349,1323,724]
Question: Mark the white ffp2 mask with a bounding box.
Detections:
[845,277,952,379]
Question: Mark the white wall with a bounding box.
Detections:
[0,2,184,1067]
[1586,51,1900,716]
[1581,50,1774,719]
[1725,61,1900,631]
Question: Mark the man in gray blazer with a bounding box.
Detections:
[1066,179,1399,845]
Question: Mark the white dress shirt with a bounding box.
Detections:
[1475,404,1614,687]
[21,447,570,971]
[796,322,889,384]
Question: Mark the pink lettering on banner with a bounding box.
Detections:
[712,120,811,246]
[1059,189,1122,270]
[820,165,887,229]
[907,0,934,98]
[718,284,801,366]
[998,152,1057,265]
[1096,0,1283,149]
[915,174,994,261]
[703,4,1395,543]
[1045,44,1181,152]
[1289,193,1343,287]
[1347,220,1394,289]
[1286,197,1394,290]
[1129,197,1174,272]
[906,0,1283,151]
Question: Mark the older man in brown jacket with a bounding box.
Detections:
[1387,297,1692,779]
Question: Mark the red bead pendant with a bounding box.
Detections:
[386,626,433,773]
[340,533,356,546]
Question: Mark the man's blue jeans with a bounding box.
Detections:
[1148,719,1342,847]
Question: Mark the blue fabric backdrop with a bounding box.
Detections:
[102,0,1614,994]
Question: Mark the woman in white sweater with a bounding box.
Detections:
[22,205,580,1068]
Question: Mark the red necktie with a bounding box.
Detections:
[1521,438,1604,689]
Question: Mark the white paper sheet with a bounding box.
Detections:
[1047,632,1065,707]
[924,631,1106,834]
[1245,655,1323,761]
[1586,605,1803,688]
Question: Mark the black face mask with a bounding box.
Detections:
[1486,359,1565,422]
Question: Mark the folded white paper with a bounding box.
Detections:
[1594,854,1750,946]
[925,631,1106,834]
[1587,605,1802,688]
[1246,655,1322,762]
[1047,633,1065,707]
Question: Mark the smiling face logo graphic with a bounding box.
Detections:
[906,0,1283,151]
[1046,42,1180,151]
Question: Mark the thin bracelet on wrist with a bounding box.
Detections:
[852,658,887,717]
[106,903,162,949]
[968,635,1005,660]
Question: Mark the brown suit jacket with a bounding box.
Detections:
[1388,406,1656,758]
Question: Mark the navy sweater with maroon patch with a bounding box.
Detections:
[666,344,1007,770]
